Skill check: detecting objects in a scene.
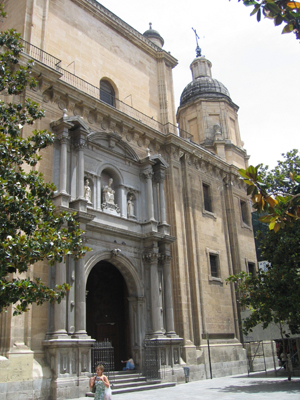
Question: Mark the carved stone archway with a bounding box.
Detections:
[85,251,145,369]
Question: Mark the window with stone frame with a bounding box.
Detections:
[203,183,212,213]
[248,262,256,276]
[209,253,219,278]
[240,199,250,225]
[100,79,115,107]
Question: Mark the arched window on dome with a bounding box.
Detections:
[100,79,115,107]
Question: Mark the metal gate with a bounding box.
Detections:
[144,339,166,381]
[91,340,115,382]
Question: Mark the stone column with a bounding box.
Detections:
[53,261,67,337]
[59,132,69,194]
[77,138,85,200]
[70,128,88,212]
[143,168,155,221]
[74,258,87,336]
[162,257,176,335]
[52,120,72,208]
[157,170,167,224]
[96,176,101,210]
[120,186,127,218]
[145,254,164,336]
[128,297,137,348]
[152,180,159,222]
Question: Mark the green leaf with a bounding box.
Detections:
[257,8,261,22]
[274,14,283,26]
[282,23,294,34]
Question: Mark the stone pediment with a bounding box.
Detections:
[87,131,139,161]
[50,114,92,133]
[149,154,169,169]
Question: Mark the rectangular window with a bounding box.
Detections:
[240,200,249,225]
[248,262,256,275]
[209,254,219,278]
[203,184,212,212]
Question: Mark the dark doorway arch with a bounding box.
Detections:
[86,261,129,370]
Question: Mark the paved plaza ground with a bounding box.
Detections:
[73,370,300,400]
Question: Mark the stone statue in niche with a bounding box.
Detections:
[127,194,135,218]
[103,178,115,204]
[84,178,91,202]
[102,177,120,215]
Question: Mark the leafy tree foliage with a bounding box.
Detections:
[227,151,300,379]
[227,221,300,336]
[232,1,300,40]
[238,150,300,232]
[0,13,89,315]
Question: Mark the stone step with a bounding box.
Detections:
[111,376,146,385]
[112,381,176,395]
[86,381,176,397]
[112,379,160,390]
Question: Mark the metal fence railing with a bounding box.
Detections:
[21,39,61,70]
[143,339,167,381]
[20,39,193,140]
[91,340,115,383]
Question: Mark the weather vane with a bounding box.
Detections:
[192,27,202,57]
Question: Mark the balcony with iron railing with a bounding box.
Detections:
[21,39,192,140]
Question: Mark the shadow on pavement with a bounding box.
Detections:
[212,379,300,394]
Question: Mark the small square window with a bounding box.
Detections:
[209,254,219,278]
[203,183,212,212]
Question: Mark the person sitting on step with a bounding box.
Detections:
[121,356,135,370]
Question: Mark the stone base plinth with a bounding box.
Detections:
[43,338,95,400]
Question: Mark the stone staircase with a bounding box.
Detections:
[86,371,176,396]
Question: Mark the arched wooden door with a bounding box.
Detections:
[86,261,130,370]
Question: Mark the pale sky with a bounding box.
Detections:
[98,0,300,169]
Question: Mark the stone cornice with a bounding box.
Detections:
[176,94,239,118]
[71,0,178,67]
[86,220,176,243]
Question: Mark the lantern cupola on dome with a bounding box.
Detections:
[143,23,164,48]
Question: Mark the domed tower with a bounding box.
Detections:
[143,23,164,48]
[177,46,249,168]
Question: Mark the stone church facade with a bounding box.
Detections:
[0,1,257,399]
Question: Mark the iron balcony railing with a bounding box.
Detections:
[21,39,61,70]
[20,39,192,139]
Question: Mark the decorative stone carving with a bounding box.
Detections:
[58,100,67,110]
[74,107,81,116]
[158,254,172,264]
[103,178,115,204]
[143,252,159,262]
[87,112,95,124]
[102,178,120,214]
[84,179,92,203]
[111,248,121,257]
[127,194,136,218]
[42,92,51,103]
[73,136,86,150]
[154,169,165,184]
[142,169,153,180]
[109,121,116,132]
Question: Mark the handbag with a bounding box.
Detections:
[91,376,97,393]
[104,385,112,400]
